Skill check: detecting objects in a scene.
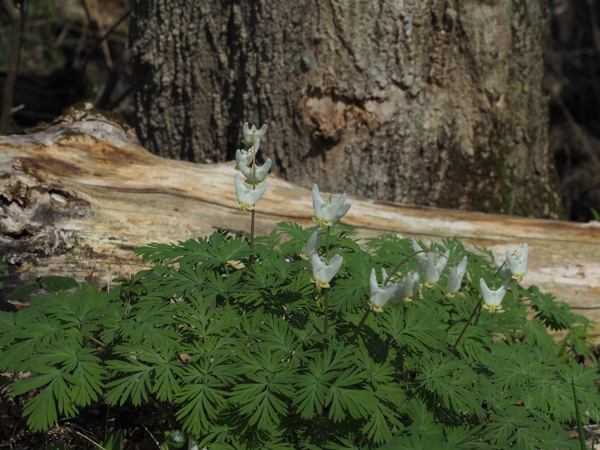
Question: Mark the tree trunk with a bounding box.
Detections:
[130,0,563,219]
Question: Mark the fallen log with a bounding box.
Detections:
[1,106,599,342]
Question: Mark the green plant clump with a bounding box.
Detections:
[1,124,599,450]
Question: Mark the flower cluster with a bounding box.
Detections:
[301,186,351,290]
[366,239,529,314]
[234,123,270,211]
[231,122,529,318]
[480,243,529,312]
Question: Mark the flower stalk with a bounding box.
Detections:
[349,309,371,345]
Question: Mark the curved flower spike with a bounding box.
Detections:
[312,184,351,228]
[234,173,267,211]
[242,123,267,145]
[235,141,260,170]
[492,253,513,281]
[307,253,343,291]
[240,158,272,184]
[505,243,528,283]
[369,268,397,313]
[402,271,420,302]
[300,228,324,260]
[446,256,468,298]
[480,278,510,313]
[424,248,450,289]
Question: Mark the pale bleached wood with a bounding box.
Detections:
[1,115,599,342]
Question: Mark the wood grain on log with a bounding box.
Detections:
[1,113,599,341]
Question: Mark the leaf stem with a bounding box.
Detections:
[349,309,370,345]
[572,378,588,450]
[89,336,107,348]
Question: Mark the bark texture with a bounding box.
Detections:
[130,0,563,218]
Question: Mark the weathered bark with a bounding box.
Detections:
[130,0,563,219]
[1,112,599,340]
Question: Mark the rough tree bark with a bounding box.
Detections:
[130,0,563,218]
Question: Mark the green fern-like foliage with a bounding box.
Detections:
[1,227,598,449]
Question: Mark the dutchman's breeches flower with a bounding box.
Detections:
[369,268,397,312]
[492,253,513,281]
[235,141,260,170]
[493,243,528,282]
[480,278,511,313]
[390,276,406,307]
[240,158,272,183]
[312,184,351,228]
[446,255,468,297]
[411,237,429,265]
[505,243,528,282]
[401,271,420,302]
[242,123,268,145]
[423,248,450,289]
[307,253,343,291]
[234,173,267,211]
[300,228,324,260]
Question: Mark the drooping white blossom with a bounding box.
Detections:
[369,268,397,313]
[307,253,343,291]
[446,256,468,297]
[493,243,528,283]
[505,243,528,283]
[234,173,267,211]
[300,228,324,260]
[492,253,513,281]
[401,271,420,302]
[242,123,267,145]
[239,158,272,184]
[423,249,450,289]
[312,184,351,228]
[480,278,511,313]
[235,141,260,170]
[411,237,429,265]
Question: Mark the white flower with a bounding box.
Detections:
[411,237,429,264]
[492,243,528,283]
[492,253,513,281]
[423,248,450,289]
[234,141,260,169]
[234,173,267,211]
[402,271,420,302]
[239,158,272,183]
[242,123,267,145]
[312,184,351,228]
[446,256,468,297]
[307,253,343,291]
[369,268,397,312]
[505,243,528,282]
[390,276,406,307]
[480,278,510,313]
[300,228,323,260]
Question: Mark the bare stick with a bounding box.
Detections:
[76,431,108,450]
